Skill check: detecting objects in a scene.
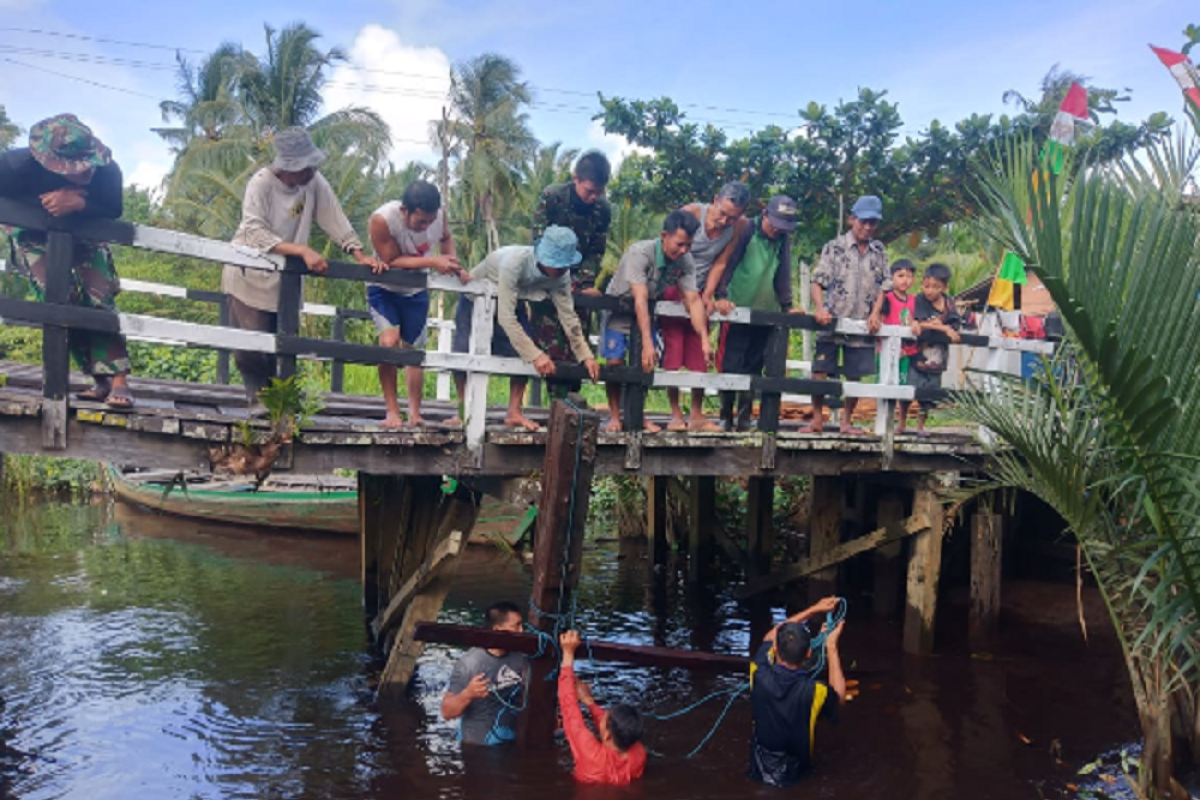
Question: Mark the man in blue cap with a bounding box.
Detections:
[805,195,890,435]
[450,226,601,431]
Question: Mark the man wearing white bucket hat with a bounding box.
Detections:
[222,127,386,406]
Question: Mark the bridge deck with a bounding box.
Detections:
[0,361,983,477]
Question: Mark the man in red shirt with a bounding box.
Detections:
[558,630,647,785]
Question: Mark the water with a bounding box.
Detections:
[1,499,1138,800]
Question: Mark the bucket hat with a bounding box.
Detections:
[29,113,112,177]
[272,127,326,172]
[534,225,583,269]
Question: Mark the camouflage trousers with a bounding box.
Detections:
[7,228,131,376]
[525,298,589,398]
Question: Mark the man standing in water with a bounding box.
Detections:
[749,597,846,786]
[442,601,527,745]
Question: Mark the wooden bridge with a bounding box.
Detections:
[0,198,1050,747]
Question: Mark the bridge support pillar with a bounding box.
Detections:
[746,476,775,579]
[686,476,715,584]
[808,476,842,601]
[873,490,906,618]
[969,512,1003,651]
[361,474,481,708]
[903,479,947,655]
[519,398,600,749]
[647,476,669,569]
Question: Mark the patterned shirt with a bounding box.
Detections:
[812,231,891,347]
[531,182,612,292]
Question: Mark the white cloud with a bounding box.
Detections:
[584,119,651,172]
[323,24,451,168]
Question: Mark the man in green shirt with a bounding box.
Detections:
[713,196,799,431]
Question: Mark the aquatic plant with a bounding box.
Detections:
[958,122,1200,796]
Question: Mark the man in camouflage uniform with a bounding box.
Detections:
[529,150,612,395]
[804,195,890,435]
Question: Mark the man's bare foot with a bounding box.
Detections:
[643,420,662,434]
[407,411,426,428]
[799,423,824,434]
[840,425,867,436]
[505,413,542,432]
[445,416,463,428]
[666,417,688,432]
[604,417,623,433]
[382,412,404,429]
[688,418,723,433]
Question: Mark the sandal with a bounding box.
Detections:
[76,376,112,402]
[105,386,135,409]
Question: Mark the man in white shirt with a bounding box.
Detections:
[367,180,465,428]
[221,127,385,405]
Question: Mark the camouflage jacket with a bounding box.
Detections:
[812,231,891,347]
[531,181,612,291]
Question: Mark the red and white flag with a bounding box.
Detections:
[1151,45,1200,108]
[1048,82,1089,146]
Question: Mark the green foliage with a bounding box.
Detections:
[600,70,1171,260]
[3,454,101,500]
[256,374,324,441]
[957,131,1200,794]
[129,343,217,383]
[0,104,21,151]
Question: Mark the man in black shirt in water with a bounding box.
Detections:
[749,596,847,786]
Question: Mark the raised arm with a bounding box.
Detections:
[559,631,608,768]
[763,595,840,644]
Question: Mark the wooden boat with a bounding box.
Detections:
[105,464,359,535]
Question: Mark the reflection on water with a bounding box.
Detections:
[1,498,1138,800]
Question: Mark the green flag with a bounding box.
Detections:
[998,251,1027,284]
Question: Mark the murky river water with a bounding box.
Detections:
[1,498,1137,800]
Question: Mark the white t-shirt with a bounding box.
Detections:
[369,201,447,297]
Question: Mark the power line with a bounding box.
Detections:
[2,56,161,100]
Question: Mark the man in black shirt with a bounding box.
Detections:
[749,596,846,787]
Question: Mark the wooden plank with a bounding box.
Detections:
[131,224,285,271]
[463,292,495,463]
[873,490,906,618]
[807,476,842,601]
[903,482,947,655]
[359,473,386,621]
[371,530,464,639]
[969,512,1003,651]
[757,324,789,436]
[276,256,303,381]
[518,398,600,749]
[41,230,73,450]
[413,623,750,672]
[737,513,930,599]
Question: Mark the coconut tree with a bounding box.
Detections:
[438,53,536,252]
[957,131,1200,795]
[0,106,21,151]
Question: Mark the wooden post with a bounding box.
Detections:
[359,472,384,620]
[276,256,304,382]
[41,230,73,450]
[808,476,842,602]
[518,398,600,749]
[969,512,1003,651]
[873,490,905,618]
[647,476,669,569]
[757,325,788,433]
[903,481,947,655]
[746,476,775,579]
[216,295,231,385]
[464,290,496,463]
[622,327,646,434]
[687,476,715,584]
[330,312,346,394]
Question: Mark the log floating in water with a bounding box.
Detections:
[412,622,750,673]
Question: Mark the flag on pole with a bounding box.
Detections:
[986,252,1027,311]
[1151,45,1200,111]
[1041,82,1089,175]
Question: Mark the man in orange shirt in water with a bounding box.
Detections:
[558,630,647,784]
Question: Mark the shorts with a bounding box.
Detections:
[600,321,660,362]
[660,316,709,372]
[909,368,944,409]
[875,353,911,382]
[367,286,429,347]
[813,340,874,380]
[451,295,531,361]
[717,323,770,376]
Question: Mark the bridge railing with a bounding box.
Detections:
[0,197,1054,466]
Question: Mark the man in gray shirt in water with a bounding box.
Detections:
[442,601,528,745]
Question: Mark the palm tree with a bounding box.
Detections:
[154,44,252,153]
[0,105,21,151]
[513,142,578,233]
[438,53,536,251]
[957,133,1200,795]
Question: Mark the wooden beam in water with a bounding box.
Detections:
[372,530,464,639]
[737,513,930,599]
[413,622,750,672]
[969,512,1003,651]
[873,491,907,618]
[903,480,948,656]
[807,476,842,601]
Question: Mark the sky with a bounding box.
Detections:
[0,0,1193,195]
